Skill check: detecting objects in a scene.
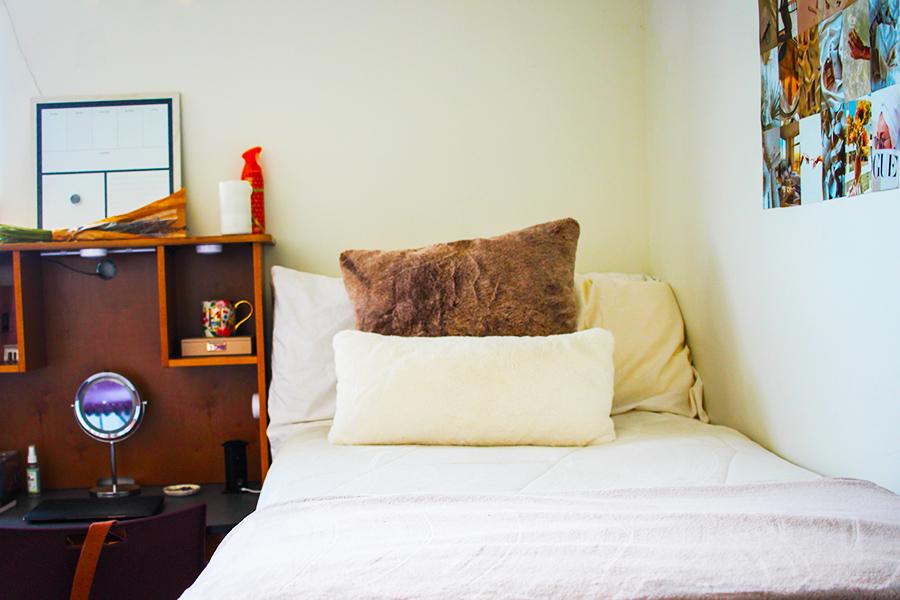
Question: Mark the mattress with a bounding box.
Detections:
[258,411,817,509]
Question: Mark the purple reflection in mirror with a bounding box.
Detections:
[82,379,135,432]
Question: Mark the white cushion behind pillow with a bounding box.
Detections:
[267,267,354,455]
[329,329,616,446]
[575,273,706,421]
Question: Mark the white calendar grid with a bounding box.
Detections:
[35,96,180,229]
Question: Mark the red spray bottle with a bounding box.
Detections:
[241,146,265,234]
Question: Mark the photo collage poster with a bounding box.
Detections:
[760,0,900,208]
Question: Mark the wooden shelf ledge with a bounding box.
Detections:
[0,364,20,373]
[0,234,274,252]
[166,355,258,368]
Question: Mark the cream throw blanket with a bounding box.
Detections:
[182,479,900,599]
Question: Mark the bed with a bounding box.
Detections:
[183,413,900,599]
[182,240,900,598]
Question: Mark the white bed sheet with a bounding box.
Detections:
[258,411,817,509]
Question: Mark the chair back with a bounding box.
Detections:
[0,503,206,600]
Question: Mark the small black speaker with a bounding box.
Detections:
[222,440,248,493]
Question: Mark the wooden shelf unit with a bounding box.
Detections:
[0,250,46,373]
[0,235,274,488]
[0,233,273,252]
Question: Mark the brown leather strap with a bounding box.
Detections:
[70,520,115,600]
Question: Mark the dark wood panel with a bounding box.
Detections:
[17,251,46,371]
[0,252,261,489]
[157,246,177,366]
[0,253,14,359]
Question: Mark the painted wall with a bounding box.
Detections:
[645,0,900,492]
[3,0,896,491]
[0,0,648,276]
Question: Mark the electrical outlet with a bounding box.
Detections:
[2,344,17,363]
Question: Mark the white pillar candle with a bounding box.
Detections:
[219,180,253,235]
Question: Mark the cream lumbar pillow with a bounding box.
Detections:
[329,329,616,447]
[575,273,706,421]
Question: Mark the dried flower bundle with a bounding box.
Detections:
[51,189,188,242]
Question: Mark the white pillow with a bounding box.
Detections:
[267,267,354,455]
[329,329,616,446]
[575,274,706,421]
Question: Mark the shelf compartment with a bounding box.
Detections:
[156,243,259,367]
[0,251,45,373]
[0,252,15,369]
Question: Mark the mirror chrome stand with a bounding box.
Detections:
[74,372,146,499]
[90,441,140,498]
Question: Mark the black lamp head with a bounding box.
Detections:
[96,259,117,280]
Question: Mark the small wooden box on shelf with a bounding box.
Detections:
[0,234,274,488]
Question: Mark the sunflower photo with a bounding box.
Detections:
[844,97,873,195]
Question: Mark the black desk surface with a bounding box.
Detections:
[0,483,258,534]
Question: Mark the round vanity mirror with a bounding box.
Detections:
[75,372,143,441]
[73,372,146,497]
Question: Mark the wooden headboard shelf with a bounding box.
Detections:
[0,235,273,489]
[0,233,273,252]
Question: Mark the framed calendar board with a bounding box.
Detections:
[34,93,181,229]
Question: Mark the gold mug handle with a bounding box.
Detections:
[232,300,254,333]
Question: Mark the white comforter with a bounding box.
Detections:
[183,478,900,599]
[258,412,817,508]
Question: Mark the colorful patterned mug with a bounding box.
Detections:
[202,300,253,337]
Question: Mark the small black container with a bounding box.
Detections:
[0,451,21,504]
[222,440,248,493]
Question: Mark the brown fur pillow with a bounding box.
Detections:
[339,218,580,337]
